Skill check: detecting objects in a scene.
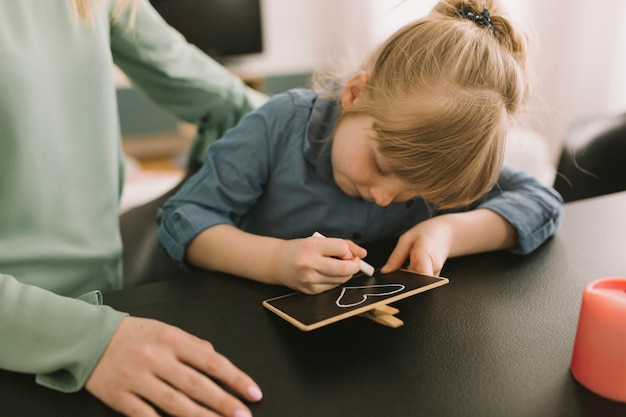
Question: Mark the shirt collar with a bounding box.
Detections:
[304,95,340,180]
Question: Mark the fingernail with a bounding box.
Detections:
[234,409,252,417]
[247,385,263,401]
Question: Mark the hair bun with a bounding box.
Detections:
[457,5,497,35]
[436,1,528,72]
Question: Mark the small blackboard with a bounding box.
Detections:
[263,269,448,331]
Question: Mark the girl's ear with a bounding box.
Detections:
[341,71,369,109]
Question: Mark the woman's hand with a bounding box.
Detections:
[86,316,262,417]
[273,235,367,294]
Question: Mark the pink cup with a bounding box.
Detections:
[571,277,626,402]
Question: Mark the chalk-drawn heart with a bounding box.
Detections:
[335,284,406,308]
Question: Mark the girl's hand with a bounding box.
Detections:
[380,216,454,277]
[86,316,262,417]
[380,210,517,276]
[273,236,367,294]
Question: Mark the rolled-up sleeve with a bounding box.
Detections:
[471,166,564,255]
[157,203,232,266]
[157,95,293,267]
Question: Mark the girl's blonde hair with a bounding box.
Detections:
[69,0,137,25]
[314,0,529,208]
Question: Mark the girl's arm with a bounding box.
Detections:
[382,165,563,276]
[381,208,516,276]
[186,224,366,294]
[157,92,368,294]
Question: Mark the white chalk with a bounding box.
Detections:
[358,258,376,276]
[312,232,375,276]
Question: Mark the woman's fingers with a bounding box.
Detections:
[172,336,262,404]
[86,317,262,417]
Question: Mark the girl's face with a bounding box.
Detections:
[331,115,421,207]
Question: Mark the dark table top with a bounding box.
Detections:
[3,191,626,417]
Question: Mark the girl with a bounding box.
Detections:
[157,0,563,295]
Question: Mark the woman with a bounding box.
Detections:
[0,1,265,416]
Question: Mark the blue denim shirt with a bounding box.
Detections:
[157,89,563,267]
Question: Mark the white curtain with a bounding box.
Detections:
[524,0,626,160]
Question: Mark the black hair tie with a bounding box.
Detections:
[457,5,497,35]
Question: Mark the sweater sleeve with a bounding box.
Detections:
[0,274,127,393]
[109,0,267,167]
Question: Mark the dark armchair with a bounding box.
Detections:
[553,112,626,203]
[119,180,189,287]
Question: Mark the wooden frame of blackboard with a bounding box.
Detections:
[263,269,449,331]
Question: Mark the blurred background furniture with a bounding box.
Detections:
[553,112,626,202]
[120,180,189,287]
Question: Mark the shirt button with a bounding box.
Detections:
[352,232,362,240]
[405,199,415,208]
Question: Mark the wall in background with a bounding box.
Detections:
[222,0,376,78]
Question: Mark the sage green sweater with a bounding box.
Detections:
[0,0,265,392]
